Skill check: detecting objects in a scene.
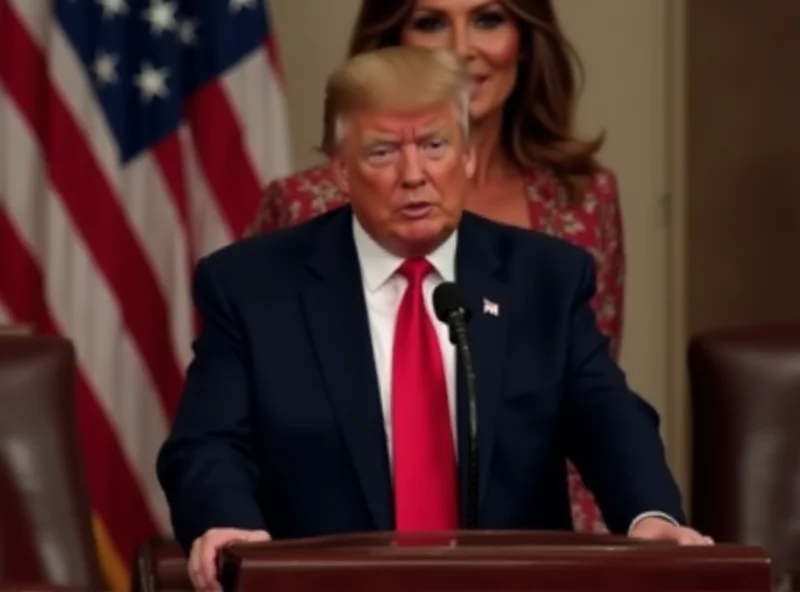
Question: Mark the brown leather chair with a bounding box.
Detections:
[688,321,800,589]
[0,334,104,591]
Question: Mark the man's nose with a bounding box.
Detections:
[400,147,426,190]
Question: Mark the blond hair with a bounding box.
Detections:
[321,46,471,154]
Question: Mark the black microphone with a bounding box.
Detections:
[432,282,478,529]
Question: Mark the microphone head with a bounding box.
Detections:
[433,282,471,323]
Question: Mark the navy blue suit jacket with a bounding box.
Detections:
[157,206,685,552]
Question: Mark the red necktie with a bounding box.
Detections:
[391,258,458,531]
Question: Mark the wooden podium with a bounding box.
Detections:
[209,531,771,592]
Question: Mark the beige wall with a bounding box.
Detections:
[271,0,360,171]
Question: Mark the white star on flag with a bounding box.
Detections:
[133,61,169,102]
[92,50,119,86]
[229,0,257,13]
[178,18,199,46]
[96,0,128,19]
[142,0,177,36]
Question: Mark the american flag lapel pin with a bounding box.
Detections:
[482,298,499,317]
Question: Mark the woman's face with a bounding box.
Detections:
[401,0,521,122]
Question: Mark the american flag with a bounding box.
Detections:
[0,0,291,588]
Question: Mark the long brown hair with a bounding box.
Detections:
[345,0,604,203]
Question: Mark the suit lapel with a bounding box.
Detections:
[455,214,510,519]
[301,208,393,530]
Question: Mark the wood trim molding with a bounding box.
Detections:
[665,0,691,504]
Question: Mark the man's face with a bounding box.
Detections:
[331,101,475,258]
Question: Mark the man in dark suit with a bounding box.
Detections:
[157,46,711,592]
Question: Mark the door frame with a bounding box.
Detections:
[665,0,690,500]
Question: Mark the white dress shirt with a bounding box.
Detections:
[350,216,676,534]
[351,216,459,461]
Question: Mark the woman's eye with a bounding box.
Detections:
[475,11,507,29]
[410,14,445,33]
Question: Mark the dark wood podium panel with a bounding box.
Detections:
[221,531,772,592]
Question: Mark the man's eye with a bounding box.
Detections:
[366,146,397,164]
[423,139,447,153]
[367,145,393,156]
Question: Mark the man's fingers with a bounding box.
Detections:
[187,539,203,591]
[201,536,222,592]
[676,528,714,546]
[188,529,272,592]
[245,530,271,543]
[676,529,696,545]
[629,519,715,547]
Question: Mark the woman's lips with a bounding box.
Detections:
[471,75,489,96]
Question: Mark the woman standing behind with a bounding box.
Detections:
[247,0,623,534]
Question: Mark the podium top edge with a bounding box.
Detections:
[220,530,770,564]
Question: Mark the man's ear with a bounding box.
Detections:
[330,152,351,195]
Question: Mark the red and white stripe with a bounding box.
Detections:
[0,0,291,577]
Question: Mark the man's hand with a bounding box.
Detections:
[629,517,713,545]
[188,528,271,592]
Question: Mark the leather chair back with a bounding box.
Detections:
[0,334,103,590]
[688,322,800,584]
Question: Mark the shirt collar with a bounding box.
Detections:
[351,212,457,292]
